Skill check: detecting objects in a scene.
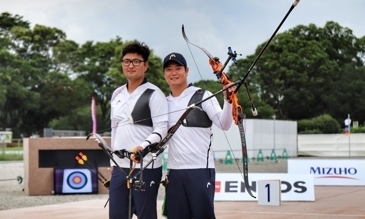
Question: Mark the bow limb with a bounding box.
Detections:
[182,25,215,59]
[182,25,226,78]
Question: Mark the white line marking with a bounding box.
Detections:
[216,210,365,218]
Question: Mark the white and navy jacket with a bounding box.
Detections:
[110,80,168,169]
[166,86,233,169]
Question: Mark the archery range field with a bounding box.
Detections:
[1,160,365,219]
[1,186,364,218]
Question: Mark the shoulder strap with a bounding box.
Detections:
[131,88,155,127]
[183,89,212,128]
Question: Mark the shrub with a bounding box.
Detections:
[350,126,365,133]
[298,114,341,134]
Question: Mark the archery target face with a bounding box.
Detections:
[62,169,92,193]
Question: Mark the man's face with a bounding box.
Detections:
[121,53,148,82]
[163,62,189,87]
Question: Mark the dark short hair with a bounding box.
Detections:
[121,40,150,62]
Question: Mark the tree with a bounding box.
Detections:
[324,64,365,125]
[229,21,365,124]
[0,51,40,134]
[0,13,91,136]
[0,12,30,49]
[0,13,36,134]
[74,38,123,127]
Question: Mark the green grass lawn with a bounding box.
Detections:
[3,146,23,151]
[0,146,23,161]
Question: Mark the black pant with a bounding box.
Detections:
[166,168,216,219]
[109,166,162,219]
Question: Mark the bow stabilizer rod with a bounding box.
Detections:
[239,0,301,84]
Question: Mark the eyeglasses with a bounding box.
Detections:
[121,59,145,67]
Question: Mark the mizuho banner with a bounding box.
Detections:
[215,173,315,201]
[288,159,365,186]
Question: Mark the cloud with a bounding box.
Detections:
[1,0,364,83]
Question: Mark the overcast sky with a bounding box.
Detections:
[1,0,364,83]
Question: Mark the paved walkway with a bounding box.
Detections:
[1,186,364,219]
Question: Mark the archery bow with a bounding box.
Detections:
[183,25,257,198]
[181,0,301,199]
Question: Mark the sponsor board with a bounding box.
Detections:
[288,159,365,186]
[0,131,12,143]
[215,173,315,201]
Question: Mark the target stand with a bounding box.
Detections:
[53,168,98,194]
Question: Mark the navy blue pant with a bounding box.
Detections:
[166,169,216,219]
[109,166,162,219]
